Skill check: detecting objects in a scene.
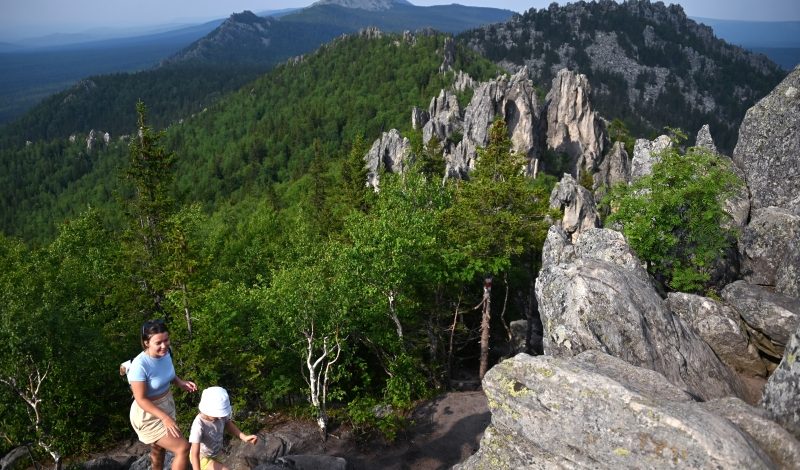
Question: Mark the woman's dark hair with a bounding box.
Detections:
[141,319,168,349]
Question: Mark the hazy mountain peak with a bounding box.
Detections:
[311,0,411,11]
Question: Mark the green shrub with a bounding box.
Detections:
[604,145,743,293]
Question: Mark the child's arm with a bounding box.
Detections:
[225,420,258,445]
[190,442,202,470]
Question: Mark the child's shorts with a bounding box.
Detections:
[200,456,221,470]
[129,392,176,444]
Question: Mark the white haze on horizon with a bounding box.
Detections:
[1,0,798,43]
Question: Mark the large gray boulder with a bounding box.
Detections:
[548,173,600,242]
[545,68,606,178]
[733,65,800,216]
[700,397,800,467]
[1,447,31,470]
[666,292,766,378]
[535,227,744,400]
[739,207,800,295]
[722,280,800,353]
[761,322,800,440]
[455,351,796,469]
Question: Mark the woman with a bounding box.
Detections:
[128,320,197,470]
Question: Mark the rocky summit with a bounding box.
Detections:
[312,0,411,10]
[459,0,786,153]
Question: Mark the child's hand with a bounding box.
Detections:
[241,434,258,445]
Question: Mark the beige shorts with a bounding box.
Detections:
[130,392,176,444]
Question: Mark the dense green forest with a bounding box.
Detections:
[0,33,499,241]
[0,32,560,463]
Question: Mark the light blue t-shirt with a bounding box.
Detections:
[127,351,176,397]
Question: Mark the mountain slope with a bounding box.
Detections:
[0,31,500,241]
[458,0,786,152]
[164,11,349,66]
[167,4,513,66]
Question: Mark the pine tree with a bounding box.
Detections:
[125,100,176,319]
[340,134,370,212]
[445,119,553,379]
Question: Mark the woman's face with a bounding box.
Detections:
[144,332,170,358]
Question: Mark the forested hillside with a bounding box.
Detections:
[0,32,498,241]
[0,30,562,463]
[458,0,786,152]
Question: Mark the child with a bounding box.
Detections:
[189,387,258,470]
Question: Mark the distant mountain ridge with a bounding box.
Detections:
[312,0,411,10]
[693,17,800,70]
[166,3,513,66]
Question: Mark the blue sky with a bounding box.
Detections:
[1,0,799,41]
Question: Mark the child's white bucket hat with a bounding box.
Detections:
[199,386,232,418]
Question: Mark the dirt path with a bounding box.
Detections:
[269,391,490,470]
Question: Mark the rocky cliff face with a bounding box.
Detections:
[545,68,607,178]
[458,0,786,153]
[372,67,617,182]
[461,55,800,468]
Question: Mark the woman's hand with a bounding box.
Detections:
[176,378,197,393]
[161,415,182,438]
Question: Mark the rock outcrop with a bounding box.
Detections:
[695,123,718,154]
[448,67,543,176]
[761,322,800,440]
[460,1,785,154]
[545,68,607,179]
[733,66,800,216]
[630,134,671,182]
[548,173,600,242]
[374,67,544,179]
[721,281,800,357]
[364,129,411,188]
[455,351,800,469]
[594,140,630,190]
[666,292,766,378]
[421,89,462,145]
[536,226,744,400]
[739,207,800,296]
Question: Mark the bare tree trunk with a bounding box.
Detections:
[499,273,511,342]
[0,359,60,470]
[479,278,492,380]
[303,324,342,441]
[447,294,463,383]
[387,290,403,340]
